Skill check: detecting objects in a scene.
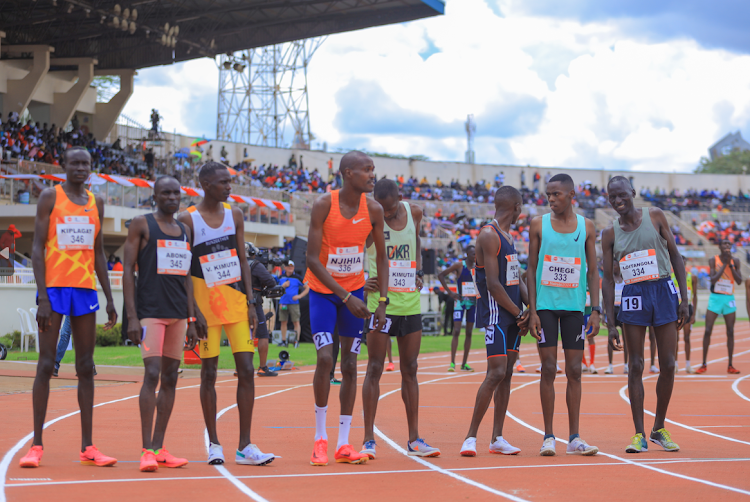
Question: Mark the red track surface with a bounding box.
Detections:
[2,324,749,501]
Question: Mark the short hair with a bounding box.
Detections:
[63,146,90,162]
[495,185,522,206]
[153,175,179,194]
[374,178,399,200]
[339,150,370,176]
[199,162,228,183]
[607,175,632,190]
[465,244,475,251]
[547,173,573,188]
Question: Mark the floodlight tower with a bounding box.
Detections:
[216,38,325,149]
[465,114,476,164]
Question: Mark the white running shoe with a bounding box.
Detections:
[460,437,477,457]
[566,437,599,456]
[650,365,660,374]
[604,365,613,374]
[590,364,598,374]
[236,444,274,466]
[208,442,225,465]
[686,366,697,374]
[582,364,589,373]
[624,365,629,374]
[540,437,556,456]
[489,437,520,455]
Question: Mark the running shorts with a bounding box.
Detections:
[39,287,99,317]
[309,288,365,349]
[484,323,521,358]
[199,321,254,359]
[366,313,422,337]
[617,277,679,327]
[139,318,187,360]
[537,310,585,351]
[707,293,736,316]
[453,304,477,324]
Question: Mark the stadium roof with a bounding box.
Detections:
[0,0,444,70]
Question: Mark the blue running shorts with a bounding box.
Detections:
[617,278,678,327]
[484,323,521,358]
[453,304,477,324]
[309,287,365,349]
[38,287,100,317]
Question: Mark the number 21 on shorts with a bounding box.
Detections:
[313,332,333,349]
[622,296,642,311]
[484,326,495,345]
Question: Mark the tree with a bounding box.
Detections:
[92,75,119,102]
[695,149,750,174]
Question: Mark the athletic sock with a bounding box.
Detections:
[543,434,555,440]
[569,434,580,442]
[685,360,691,369]
[337,415,352,450]
[314,405,328,441]
[589,344,596,365]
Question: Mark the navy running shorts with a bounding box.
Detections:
[617,277,678,327]
[484,323,521,358]
[453,304,477,324]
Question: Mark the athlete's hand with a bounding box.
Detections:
[248,305,259,333]
[516,309,530,330]
[586,311,600,340]
[185,322,198,351]
[36,298,53,333]
[448,291,460,302]
[194,308,208,340]
[364,277,379,293]
[416,276,423,291]
[345,295,371,319]
[528,311,542,341]
[676,300,689,330]
[372,302,387,331]
[127,317,143,346]
[608,326,623,351]
[104,301,117,330]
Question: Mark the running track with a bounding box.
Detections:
[2,325,749,501]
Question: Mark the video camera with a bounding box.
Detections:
[245,242,286,299]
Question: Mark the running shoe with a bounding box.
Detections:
[208,442,225,465]
[330,378,341,385]
[605,365,613,374]
[385,362,395,372]
[448,362,456,372]
[625,433,648,453]
[311,438,328,466]
[685,366,697,374]
[334,444,369,464]
[236,444,274,466]
[556,365,563,374]
[80,445,117,466]
[649,428,680,452]
[407,438,441,457]
[696,364,707,374]
[728,365,741,374]
[489,437,520,455]
[155,448,188,468]
[140,449,158,472]
[461,364,474,372]
[649,365,660,374]
[19,445,43,468]
[53,366,59,378]
[516,363,526,373]
[624,365,629,374]
[360,440,377,460]
[540,437,556,456]
[581,364,589,373]
[536,365,542,373]
[566,437,599,456]
[460,437,477,457]
[257,366,278,377]
[590,365,598,375]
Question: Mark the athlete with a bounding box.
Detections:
[438,246,478,372]
[605,260,628,374]
[360,179,440,459]
[698,239,742,374]
[123,176,199,472]
[177,162,273,466]
[527,173,600,456]
[602,176,688,454]
[460,186,534,457]
[21,147,118,468]
[306,151,389,466]
[672,259,698,374]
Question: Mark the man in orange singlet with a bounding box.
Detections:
[306,151,389,466]
[20,147,118,468]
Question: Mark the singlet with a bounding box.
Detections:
[45,184,101,290]
[476,224,520,328]
[136,214,190,320]
[188,203,248,327]
[670,272,694,303]
[366,201,419,316]
[535,212,587,312]
[613,208,671,283]
[305,190,372,294]
[711,255,735,296]
[458,261,477,308]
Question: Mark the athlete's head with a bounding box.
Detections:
[607,176,635,215]
[465,244,476,264]
[340,151,375,193]
[62,146,91,183]
[494,185,523,224]
[545,174,575,215]
[720,238,732,253]
[373,178,402,219]
[153,175,181,215]
[198,162,231,202]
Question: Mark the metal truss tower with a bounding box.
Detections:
[465,114,476,164]
[216,38,325,149]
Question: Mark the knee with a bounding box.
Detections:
[540,361,557,380]
[75,358,95,378]
[629,356,645,375]
[201,364,218,384]
[660,355,676,374]
[143,365,161,386]
[400,359,418,380]
[486,366,507,385]
[366,359,384,380]
[565,364,581,382]
[160,370,178,389]
[316,351,333,370]
[36,357,55,378]
[340,358,357,379]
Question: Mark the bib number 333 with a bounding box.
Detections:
[541,255,581,288]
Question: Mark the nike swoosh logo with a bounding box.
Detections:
[89,304,98,310]
[84,208,94,212]
[353,218,365,224]
[574,232,581,242]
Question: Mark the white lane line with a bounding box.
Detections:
[205,384,310,502]
[732,375,750,403]
[374,373,531,502]
[507,379,750,496]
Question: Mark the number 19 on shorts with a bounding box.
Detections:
[622,296,642,311]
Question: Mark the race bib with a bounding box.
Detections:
[620,249,659,284]
[351,338,362,354]
[369,315,393,333]
[668,279,678,295]
[326,246,363,277]
[388,260,416,292]
[462,281,477,297]
[157,240,191,275]
[715,279,734,295]
[199,249,241,288]
[484,326,495,345]
[586,291,591,307]
[56,216,95,250]
[506,254,520,286]
[541,255,581,288]
[453,310,463,321]
[622,296,642,311]
[313,332,333,349]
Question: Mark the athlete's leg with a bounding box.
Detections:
[648,326,657,369]
[563,348,584,437]
[683,324,691,365]
[466,355,508,439]
[623,324,647,434]
[387,337,394,364]
[32,312,64,446]
[338,336,358,416]
[725,312,736,366]
[702,309,719,365]
[314,344,334,406]
[257,338,269,368]
[233,350,256,450]
[492,352,518,440]
[70,312,98,450]
[450,313,462,365]
[139,357,162,449]
[54,315,72,370]
[362,331,388,444]
[539,346,558,436]
[151,357,181,450]
[200,356,220,445]
[652,322,677,433]
[397,330,422,442]
[463,321,474,367]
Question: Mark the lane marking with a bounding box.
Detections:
[732,374,750,403]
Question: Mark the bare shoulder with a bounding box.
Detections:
[94,194,105,207]
[409,202,423,220]
[176,210,192,225]
[367,197,384,217]
[313,193,332,209]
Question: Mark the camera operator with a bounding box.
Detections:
[246,243,281,377]
[277,260,309,345]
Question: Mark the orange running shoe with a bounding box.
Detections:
[310,438,328,466]
[386,362,395,372]
[696,365,708,374]
[728,365,741,374]
[334,444,369,464]
[19,445,43,468]
[80,445,117,467]
[516,364,526,373]
[140,449,158,472]
[155,448,188,468]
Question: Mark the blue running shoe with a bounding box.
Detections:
[360,440,377,460]
[625,433,648,453]
[407,438,441,457]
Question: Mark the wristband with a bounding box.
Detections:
[187,317,197,323]
[342,292,352,303]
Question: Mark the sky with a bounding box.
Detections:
[122,0,750,173]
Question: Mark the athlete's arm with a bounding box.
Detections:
[708,255,727,285]
[368,198,389,329]
[122,215,147,345]
[364,232,379,294]
[94,195,117,330]
[183,225,200,347]
[601,226,622,351]
[305,194,348,297]
[583,218,600,338]
[652,208,688,328]
[526,216,543,337]
[731,257,742,285]
[690,273,698,324]
[437,262,462,301]
[412,204,424,290]
[31,187,56,332]
[233,206,258,333]
[177,211,207,337]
